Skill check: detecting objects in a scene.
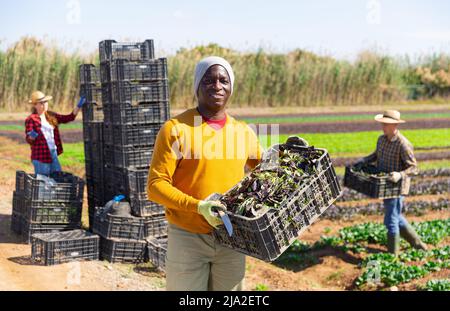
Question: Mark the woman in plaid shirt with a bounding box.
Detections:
[25,91,86,176]
[355,110,427,255]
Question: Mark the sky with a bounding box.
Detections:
[1,0,450,59]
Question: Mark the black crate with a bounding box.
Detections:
[88,194,105,231]
[82,122,103,143]
[103,102,169,125]
[15,171,85,202]
[31,230,99,266]
[144,214,167,238]
[80,83,103,106]
[128,168,149,195]
[131,199,165,217]
[79,64,100,84]
[146,236,167,271]
[103,144,153,169]
[82,102,104,123]
[20,199,82,224]
[10,213,22,234]
[100,237,147,263]
[12,191,24,216]
[343,166,403,199]
[104,80,169,105]
[99,40,155,63]
[21,220,81,244]
[103,123,162,147]
[212,144,342,262]
[93,208,145,240]
[101,59,167,82]
[85,158,104,181]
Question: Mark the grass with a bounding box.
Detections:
[240,112,450,124]
[58,128,449,172]
[260,128,450,157]
[2,37,450,110]
[0,123,83,131]
[58,142,85,169]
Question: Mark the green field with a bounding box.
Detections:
[0,123,83,131]
[60,128,449,173]
[260,128,450,156]
[240,112,450,124]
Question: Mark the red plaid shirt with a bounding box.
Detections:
[25,112,76,163]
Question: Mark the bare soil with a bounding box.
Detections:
[0,132,448,291]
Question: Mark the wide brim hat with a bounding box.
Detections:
[29,91,52,105]
[374,110,405,124]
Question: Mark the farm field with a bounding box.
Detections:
[0,103,448,291]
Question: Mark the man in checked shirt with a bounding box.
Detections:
[355,110,427,255]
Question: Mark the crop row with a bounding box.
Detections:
[420,279,450,291]
[277,218,450,262]
[323,198,449,220]
[356,246,450,287]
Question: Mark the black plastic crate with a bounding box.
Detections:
[103,144,153,169]
[126,168,148,194]
[344,166,403,199]
[21,220,81,244]
[212,144,342,262]
[88,195,105,231]
[103,101,169,125]
[82,122,103,143]
[21,199,82,224]
[101,58,167,82]
[93,208,145,240]
[15,171,85,202]
[12,191,24,216]
[85,157,104,183]
[99,40,155,63]
[82,102,104,123]
[144,214,167,238]
[104,80,169,106]
[80,83,103,106]
[84,143,104,164]
[103,122,162,147]
[31,230,99,266]
[79,64,100,84]
[131,199,165,217]
[10,213,22,235]
[100,237,147,263]
[146,235,167,271]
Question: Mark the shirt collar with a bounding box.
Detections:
[386,130,399,142]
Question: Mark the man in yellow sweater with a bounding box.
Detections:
[147,56,262,291]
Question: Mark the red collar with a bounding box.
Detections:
[197,109,227,130]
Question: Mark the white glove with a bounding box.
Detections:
[389,172,402,183]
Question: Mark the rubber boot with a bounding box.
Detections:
[387,233,400,256]
[400,224,428,251]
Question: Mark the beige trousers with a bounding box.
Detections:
[165,223,246,291]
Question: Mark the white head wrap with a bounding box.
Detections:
[193,56,235,99]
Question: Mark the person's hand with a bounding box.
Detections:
[197,201,225,228]
[77,96,86,108]
[389,172,402,183]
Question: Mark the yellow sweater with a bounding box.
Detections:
[147,108,262,234]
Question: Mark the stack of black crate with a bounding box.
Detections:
[11,171,84,243]
[97,39,169,262]
[79,64,105,229]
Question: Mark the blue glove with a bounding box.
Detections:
[77,96,86,108]
[27,130,39,139]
